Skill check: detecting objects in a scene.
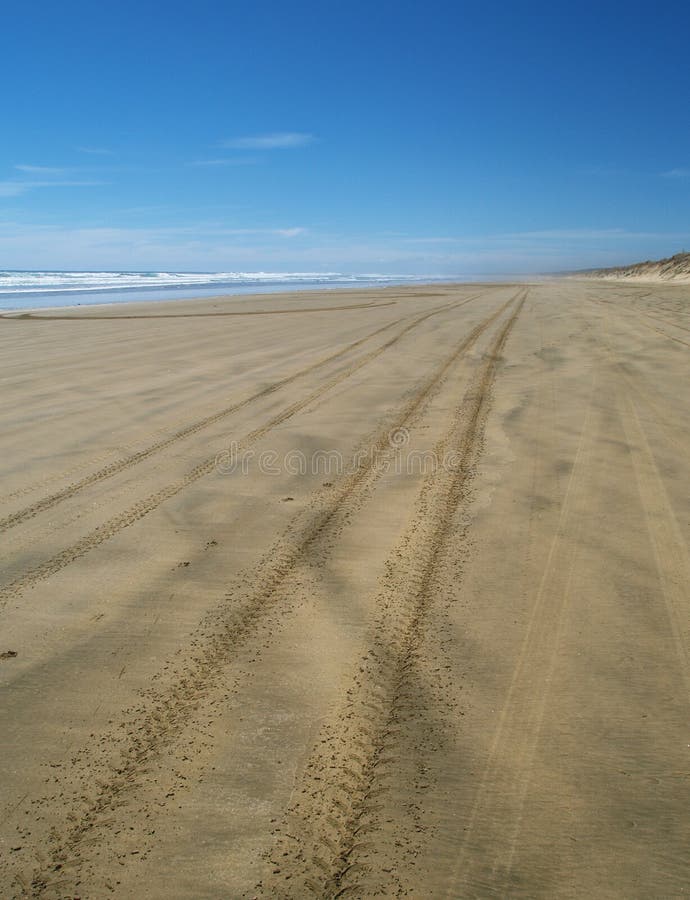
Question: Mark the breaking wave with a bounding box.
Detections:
[0,270,436,295]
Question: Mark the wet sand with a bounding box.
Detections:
[1,281,688,897]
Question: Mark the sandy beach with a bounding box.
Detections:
[1,280,689,897]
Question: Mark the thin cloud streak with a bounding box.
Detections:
[15,164,72,175]
[0,221,686,275]
[76,146,114,155]
[188,158,260,167]
[402,228,690,245]
[0,222,310,269]
[0,181,105,197]
[220,132,314,150]
[0,222,306,239]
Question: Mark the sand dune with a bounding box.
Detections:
[1,282,689,897]
[579,250,690,282]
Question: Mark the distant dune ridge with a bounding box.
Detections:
[579,251,690,283]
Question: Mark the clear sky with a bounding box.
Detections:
[2,0,689,274]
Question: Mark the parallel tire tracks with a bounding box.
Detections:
[260,291,526,898]
[0,314,406,510]
[639,309,690,336]
[594,296,690,350]
[618,396,690,697]
[0,312,409,532]
[22,292,520,896]
[0,295,482,603]
[448,387,595,897]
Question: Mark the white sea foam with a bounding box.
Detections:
[0,270,432,294]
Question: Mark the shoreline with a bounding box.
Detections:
[0,272,542,315]
[0,277,447,314]
[0,278,530,318]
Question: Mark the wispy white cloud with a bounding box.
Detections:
[15,164,73,175]
[0,180,105,197]
[203,227,306,237]
[402,228,690,245]
[220,132,315,150]
[401,237,463,244]
[76,146,114,156]
[273,227,305,237]
[503,228,631,240]
[661,168,690,179]
[0,221,308,270]
[0,222,305,240]
[187,157,259,167]
[0,220,686,275]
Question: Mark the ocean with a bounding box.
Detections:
[0,270,454,311]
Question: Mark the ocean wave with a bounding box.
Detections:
[0,270,428,294]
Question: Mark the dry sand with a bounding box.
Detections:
[0,281,688,897]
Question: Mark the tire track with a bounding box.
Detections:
[0,293,490,604]
[636,318,690,349]
[0,298,398,321]
[616,288,690,334]
[20,293,520,897]
[594,296,690,349]
[591,298,690,453]
[639,309,690,336]
[0,420,178,507]
[618,392,690,698]
[446,377,596,897]
[0,313,408,531]
[0,292,491,534]
[260,292,527,898]
[597,294,690,690]
[0,297,446,511]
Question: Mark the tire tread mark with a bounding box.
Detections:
[262,292,527,898]
[0,297,479,599]
[618,392,690,696]
[446,377,597,897]
[24,293,518,895]
[0,298,398,322]
[0,314,409,530]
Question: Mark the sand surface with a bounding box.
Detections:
[1,281,689,897]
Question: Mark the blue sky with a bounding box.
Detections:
[1,0,689,274]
